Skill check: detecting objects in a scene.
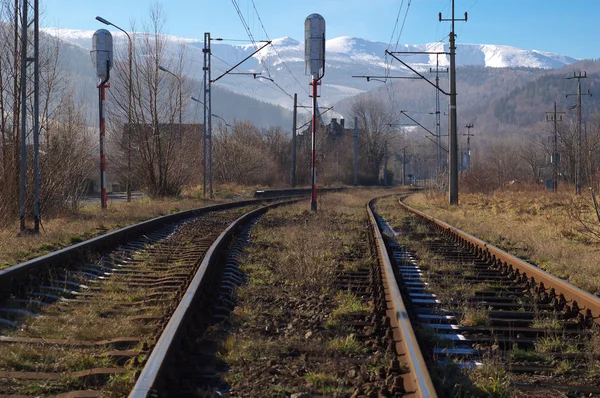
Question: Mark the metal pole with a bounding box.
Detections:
[19,0,28,231]
[33,0,39,231]
[383,144,388,185]
[577,79,582,195]
[207,35,213,199]
[99,84,107,209]
[96,18,132,202]
[353,116,358,186]
[202,33,209,197]
[402,147,406,186]
[553,102,558,193]
[434,58,442,175]
[448,0,458,205]
[179,79,182,140]
[126,32,132,202]
[310,78,318,211]
[291,93,297,187]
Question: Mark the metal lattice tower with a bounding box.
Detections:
[19,0,40,232]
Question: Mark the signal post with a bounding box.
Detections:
[304,14,326,211]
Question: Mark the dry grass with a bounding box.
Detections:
[405,189,600,295]
[0,345,114,372]
[0,183,261,269]
[217,188,402,395]
[245,190,394,292]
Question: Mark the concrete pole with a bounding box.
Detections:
[577,79,582,195]
[448,0,458,205]
[402,147,406,186]
[126,33,132,202]
[202,33,209,197]
[33,0,40,231]
[99,84,108,209]
[19,0,28,231]
[353,117,358,186]
[291,93,297,187]
[208,44,213,199]
[553,102,558,193]
[310,79,318,211]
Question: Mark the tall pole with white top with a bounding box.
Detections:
[95,16,133,202]
[305,14,325,211]
[91,30,113,209]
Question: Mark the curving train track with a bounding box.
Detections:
[371,194,600,397]
[0,197,296,397]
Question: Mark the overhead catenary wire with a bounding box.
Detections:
[384,0,413,117]
[250,0,310,97]
[230,0,313,113]
[210,51,312,115]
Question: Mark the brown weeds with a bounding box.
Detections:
[406,190,600,295]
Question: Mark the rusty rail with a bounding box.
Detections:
[129,199,298,397]
[367,198,438,398]
[398,197,600,325]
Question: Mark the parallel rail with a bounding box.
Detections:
[253,186,345,198]
[0,197,286,297]
[129,200,296,397]
[367,198,438,398]
[398,197,600,324]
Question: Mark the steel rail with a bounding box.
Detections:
[253,186,345,198]
[367,198,438,398]
[0,198,295,298]
[129,199,297,397]
[398,197,600,325]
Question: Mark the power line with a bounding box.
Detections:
[393,0,412,52]
[230,0,312,111]
[211,40,312,114]
[249,0,310,97]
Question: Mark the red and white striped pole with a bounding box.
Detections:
[99,83,108,209]
[310,78,318,211]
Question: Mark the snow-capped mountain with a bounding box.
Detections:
[43,28,579,110]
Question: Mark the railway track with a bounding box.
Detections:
[371,195,600,397]
[0,198,296,397]
[131,194,419,397]
[4,189,598,397]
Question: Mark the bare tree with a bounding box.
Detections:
[0,1,84,227]
[41,91,95,213]
[213,121,276,185]
[351,95,395,184]
[519,133,546,183]
[108,4,193,197]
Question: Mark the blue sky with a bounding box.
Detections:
[43,0,599,59]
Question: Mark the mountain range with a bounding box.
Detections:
[45,28,579,111]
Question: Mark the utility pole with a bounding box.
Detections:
[402,147,407,185]
[305,14,326,211]
[440,1,467,205]
[353,116,358,186]
[566,71,591,195]
[430,59,448,175]
[19,0,40,232]
[463,123,474,172]
[95,17,133,203]
[291,93,297,187]
[203,34,271,199]
[202,32,211,198]
[546,102,565,193]
[383,144,388,185]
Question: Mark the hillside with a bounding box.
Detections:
[45,28,579,114]
[334,60,600,143]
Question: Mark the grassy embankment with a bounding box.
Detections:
[0,184,258,269]
[405,188,600,295]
